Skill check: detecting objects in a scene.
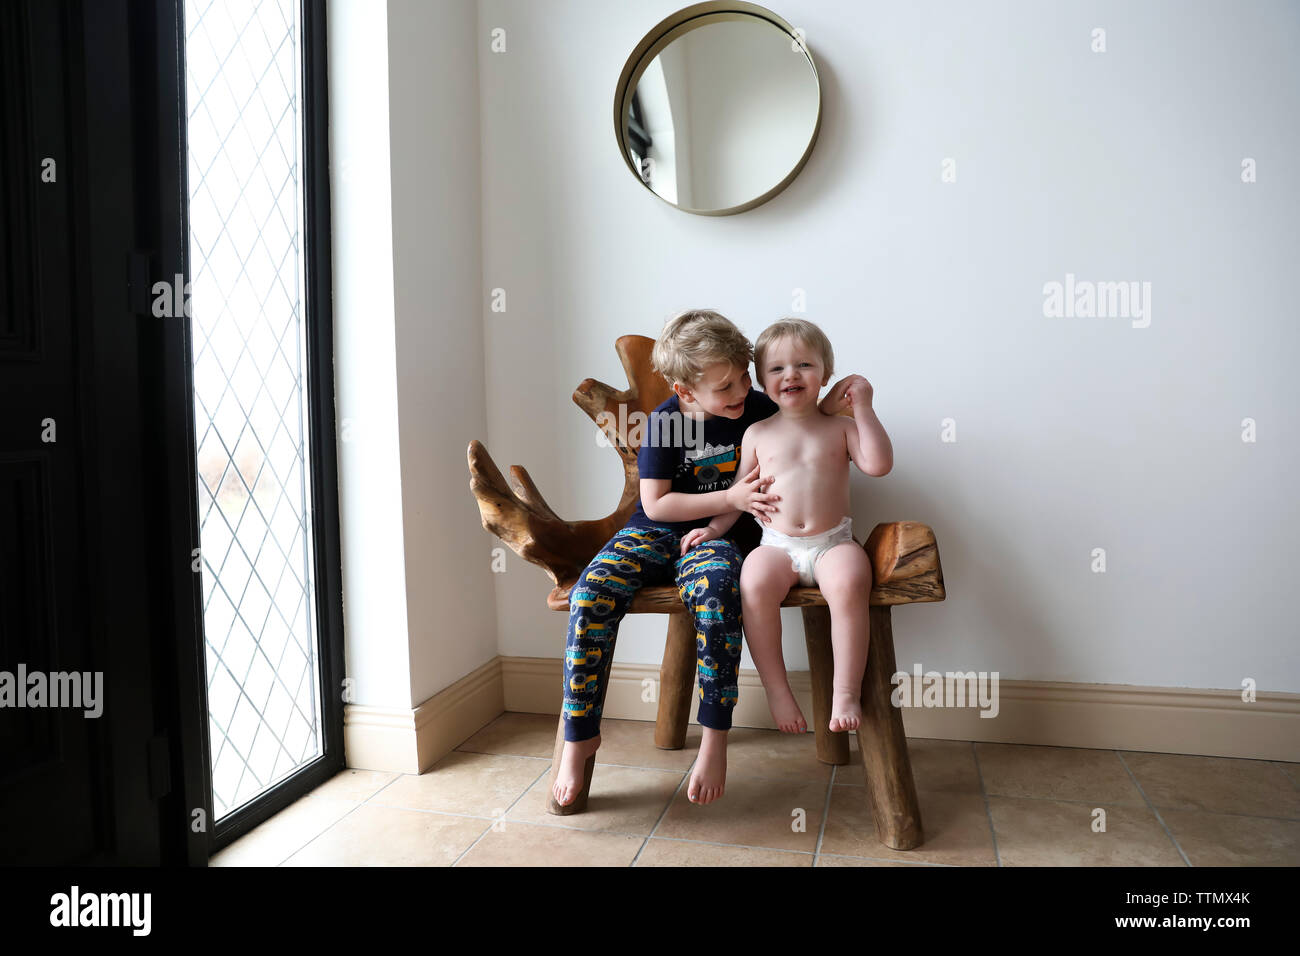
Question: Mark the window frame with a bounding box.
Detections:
[165,0,346,858]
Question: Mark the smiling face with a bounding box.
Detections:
[675,361,751,418]
[759,334,828,409]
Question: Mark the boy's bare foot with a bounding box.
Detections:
[766,684,807,733]
[687,728,728,805]
[829,691,862,732]
[552,734,600,808]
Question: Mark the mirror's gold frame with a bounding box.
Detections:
[614,1,822,216]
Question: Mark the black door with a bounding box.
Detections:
[2,0,343,866]
[1,0,208,865]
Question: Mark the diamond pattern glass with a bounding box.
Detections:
[184,0,322,820]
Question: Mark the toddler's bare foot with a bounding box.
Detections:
[552,734,600,808]
[687,729,727,805]
[766,684,807,734]
[829,691,862,732]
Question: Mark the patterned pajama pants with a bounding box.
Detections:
[562,524,745,742]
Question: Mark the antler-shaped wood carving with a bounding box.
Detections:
[467,335,672,590]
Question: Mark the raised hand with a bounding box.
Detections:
[844,377,874,412]
[819,374,872,415]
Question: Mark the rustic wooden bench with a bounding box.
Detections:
[467,334,945,849]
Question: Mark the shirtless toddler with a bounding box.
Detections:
[704,318,893,734]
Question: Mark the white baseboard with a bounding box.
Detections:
[344,655,1300,772]
[343,656,504,773]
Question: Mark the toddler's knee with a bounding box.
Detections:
[742,564,788,596]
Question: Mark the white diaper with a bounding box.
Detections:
[760,516,855,587]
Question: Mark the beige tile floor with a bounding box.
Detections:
[210,713,1300,867]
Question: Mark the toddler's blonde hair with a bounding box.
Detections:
[651,309,754,388]
[754,317,835,382]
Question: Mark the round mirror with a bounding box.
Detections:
[614,2,821,216]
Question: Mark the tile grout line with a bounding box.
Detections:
[265,773,409,866]
[318,802,794,850]
[276,768,470,866]
[812,763,836,866]
[1274,763,1300,792]
[817,849,957,867]
[446,717,561,864]
[631,754,697,866]
[272,799,369,867]
[1115,750,1193,867]
[970,741,1003,867]
[219,771,397,867]
[273,795,951,864]
[456,747,696,775]
[832,780,1300,823]
[647,835,813,858]
[450,763,556,867]
[363,772,405,803]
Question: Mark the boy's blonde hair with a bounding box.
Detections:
[754,317,835,382]
[651,309,754,387]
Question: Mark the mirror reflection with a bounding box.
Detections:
[619,10,821,215]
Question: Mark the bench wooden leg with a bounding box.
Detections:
[655,612,696,749]
[801,606,850,765]
[856,605,923,849]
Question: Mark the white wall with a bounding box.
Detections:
[328,0,411,709]
[329,0,495,713]
[387,0,496,706]
[477,0,1300,693]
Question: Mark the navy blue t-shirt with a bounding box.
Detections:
[625,387,780,556]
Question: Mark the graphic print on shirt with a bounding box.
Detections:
[680,441,742,491]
